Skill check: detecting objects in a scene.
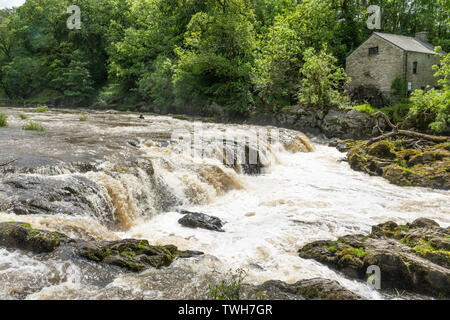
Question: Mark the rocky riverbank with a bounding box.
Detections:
[299,218,450,299]
[0,221,203,272]
[0,221,364,300]
[330,138,450,190]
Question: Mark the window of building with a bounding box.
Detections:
[368,47,379,55]
[413,62,418,74]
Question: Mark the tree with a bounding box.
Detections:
[173,0,257,114]
[410,50,449,133]
[297,47,350,110]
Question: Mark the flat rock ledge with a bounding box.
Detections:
[245,278,363,300]
[298,218,450,298]
[0,222,203,272]
[343,139,450,190]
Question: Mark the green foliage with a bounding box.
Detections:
[0,0,448,114]
[391,76,405,98]
[0,112,7,127]
[19,113,27,120]
[353,104,377,114]
[298,47,349,110]
[36,106,48,113]
[79,116,87,122]
[23,120,44,131]
[173,0,257,114]
[139,56,175,107]
[253,15,303,111]
[380,104,411,123]
[208,268,247,300]
[410,51,450,133]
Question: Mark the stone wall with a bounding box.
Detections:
[346,34,405,104]
[406,52,440,92]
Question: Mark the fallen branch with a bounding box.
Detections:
[0,159,17,167]
[368,112,450,145]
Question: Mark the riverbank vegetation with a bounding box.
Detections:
[0,0,448,124]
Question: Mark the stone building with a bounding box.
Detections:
[346,32,443,107]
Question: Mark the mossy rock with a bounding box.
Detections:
[346,138,450,190]
[299,218,450,298]
[77,239,178,272]
[367,141,396,159]
[77,239,202,272]
[0,222,67,253]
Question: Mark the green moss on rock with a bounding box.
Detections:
[0,222,67,253]
[346,138,450,189]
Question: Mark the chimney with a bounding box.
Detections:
[415,32,428,43]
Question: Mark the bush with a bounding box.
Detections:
[391,76,405,98]
[0,112,8,127]
[208,269,247,300]
[138,56,175,107]
[19,114,28,120]
[298,47,349,110]
[23,121,44,131]
[36,106,48,113]
[380,104,411,123]
[409,50,449,133]
[79,116,87,122]
[353,104,377,114]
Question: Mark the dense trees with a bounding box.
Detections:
[0,0,448,115]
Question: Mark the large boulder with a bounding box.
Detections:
[298,218,450,298]
[0,222,69,253]
[245,278,363,300]
[274,106,388,140]
[178,210,225,232]
[78,239,181,272]
[347,140,450,190]
[0,222,203,272]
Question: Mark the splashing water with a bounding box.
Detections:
[0,108,448,300]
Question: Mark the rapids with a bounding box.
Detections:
[0,107,448,300]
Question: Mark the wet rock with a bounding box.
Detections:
[0,222,69,253]
[178,250,205,259]
[178,211,224,232]
[245,278,363,300]
[77,239,178,272]
[0,174,117,226]
[410,218,440,229]
[284,133,315,153]
[0,222,202,272]
[274,106,388,140]
[298,219,450,298]
[347,140,450,190]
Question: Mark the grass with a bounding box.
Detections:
[380,104,411,123]
[208,268,247,300]
[353,103,378,114]
[19,113,28,120]
[327,246,338,252]
[79,116,87,122]
[35,106,49,113]
[23,120,45,131]
[0,112,7,127]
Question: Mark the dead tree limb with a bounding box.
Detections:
[368,112,450,145]
[0,159,17,167]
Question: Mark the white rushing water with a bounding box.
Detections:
[0,109,448,300]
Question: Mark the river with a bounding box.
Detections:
[0,107,448,299]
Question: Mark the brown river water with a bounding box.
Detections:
[0,107,448,300]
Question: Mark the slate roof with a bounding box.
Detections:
[374,32,439,54]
